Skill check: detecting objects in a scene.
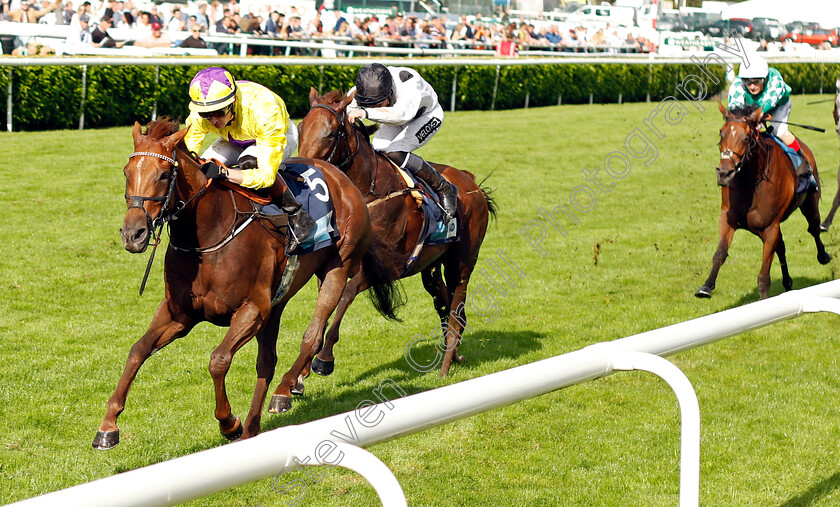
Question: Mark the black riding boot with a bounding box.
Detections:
[269,175,316,249]
[398,152,458,221]
[794,149,816,194]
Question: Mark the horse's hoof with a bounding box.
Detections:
[455,354,465,363]
[221,417,243,441]
[819,252,832,265]
[820,222,830,233]
[291,382,305,396]
[311,356,334,376]
[268,395,292,413]
[783,280,794,291]
[694,286,713,298]
[92,430,120,450]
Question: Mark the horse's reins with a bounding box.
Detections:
[310,103,363,171]
[310,103,411,205]
[125,150,248,295]
[126,150,180,295]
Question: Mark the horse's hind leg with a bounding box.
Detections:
[820,167,840,231]
[422,262,451,328]
[271,264,348,413]
[696,214,735,298]
[801,189,832,265]
[209,302,265,440]
[93,300,192,450]
[242,306,282,439]
[439,257,478,377]
[776,232,793,292]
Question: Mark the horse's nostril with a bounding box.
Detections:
[133,228,146,241]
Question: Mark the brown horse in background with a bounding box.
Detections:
[696,102,831,300]
[818,77,840,231]
[288,88,495,390]
[93,117,397,449]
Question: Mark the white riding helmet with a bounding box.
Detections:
[738,54,769,80]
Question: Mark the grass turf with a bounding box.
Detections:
[2,94,840,506]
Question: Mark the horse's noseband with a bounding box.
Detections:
[125,150,179,232]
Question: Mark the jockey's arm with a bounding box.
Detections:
[727,78,745,109]
[234,103,289,189]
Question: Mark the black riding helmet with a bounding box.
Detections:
[355,63,395,107]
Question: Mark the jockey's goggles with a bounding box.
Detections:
[199,105,232,119]
[743,78,766,86]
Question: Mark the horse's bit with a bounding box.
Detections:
[125,150,179,234]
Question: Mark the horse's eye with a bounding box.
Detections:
[160,172,170,181]
[328,131,338,139]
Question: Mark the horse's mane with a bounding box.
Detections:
[728,104,761,119]
[144,116,180,140]
[315,90,381,137]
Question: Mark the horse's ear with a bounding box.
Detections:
[749,106,764,124]
[339,89,356,111]
[132,121,143,142]
[718,101,727,116]
[163,126,189,152]
[309,87,319,106]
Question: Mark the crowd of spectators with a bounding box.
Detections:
[0,0,654,56]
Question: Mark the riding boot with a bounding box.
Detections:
[402,153,458,222]
[794,149,817,194]
[268,175,316,249]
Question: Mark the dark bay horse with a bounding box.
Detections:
[93,117,396,449]
[818,78,840,231]
[696,102,831,300]
[290,88,495,387]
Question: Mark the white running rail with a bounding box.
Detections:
[9,280,840,507]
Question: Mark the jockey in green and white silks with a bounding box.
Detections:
[727,54,814,191]
[184,66,315,246]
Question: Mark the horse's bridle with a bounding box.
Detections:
[720,119,760,173]
[310,103,363,170]
[125,150,180,234]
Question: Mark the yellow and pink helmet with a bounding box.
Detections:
[188,67,238,113]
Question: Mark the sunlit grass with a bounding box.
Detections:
[2,93,840,505]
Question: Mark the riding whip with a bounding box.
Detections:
[767,120,826,133]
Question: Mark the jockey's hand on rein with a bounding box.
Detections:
[200,161,228,181]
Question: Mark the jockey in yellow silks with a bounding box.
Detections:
[185,66,315,246]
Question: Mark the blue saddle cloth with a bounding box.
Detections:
[405,170,460,246]
[262,162,338,255]
[763,133,817,194]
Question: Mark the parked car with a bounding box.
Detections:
[698,18,753,38]
[785,21,821,34]
[782,28,838,47]
[751,17,786,41]
[657,13,690,32]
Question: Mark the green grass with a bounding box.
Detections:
[3,93,840,506]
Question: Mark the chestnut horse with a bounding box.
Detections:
[93,117,397,449]
[696,103,831,300]
[289,89,495,388]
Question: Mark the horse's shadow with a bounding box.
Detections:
[727,275,836,309]
[259,329,544,431]
[779,470,840,506]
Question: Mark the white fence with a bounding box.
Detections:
[9,279,840,507]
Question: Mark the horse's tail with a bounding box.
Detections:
[362,236,405,321]
[477,171,498,222]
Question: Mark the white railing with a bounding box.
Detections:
[9,279,840,507]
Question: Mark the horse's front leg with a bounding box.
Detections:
[313,270,366,377]
[775,231,793,292]
[819,166,840,232]
[209,301,265,441]
[801,185,833,264]
[757,224,781,299]
[242,306,282,439]
[696,213,736,298]
[93,300,192,450]
[270,266,347,413]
